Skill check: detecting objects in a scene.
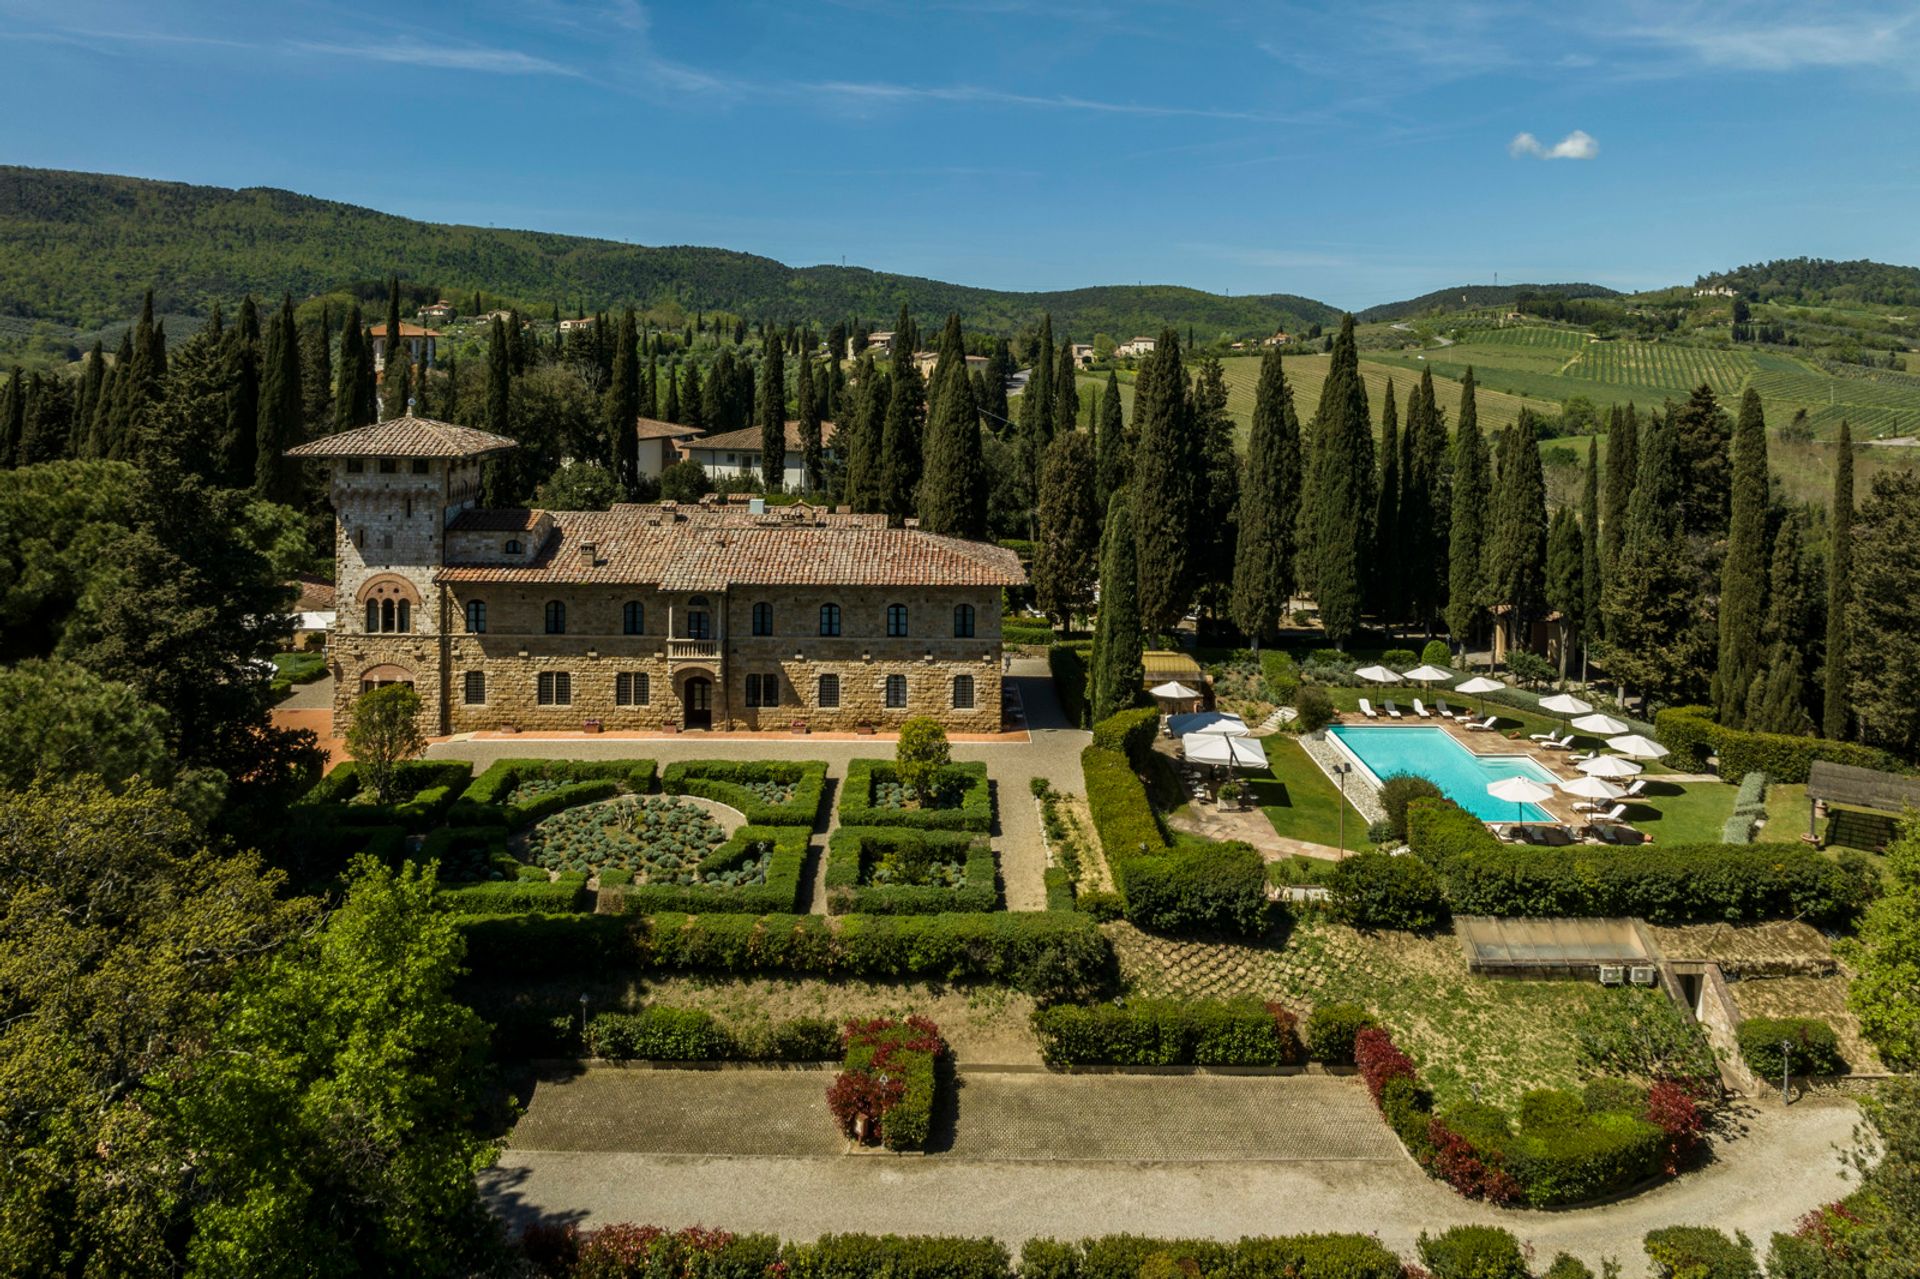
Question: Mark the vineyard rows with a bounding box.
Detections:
[1566,342,1751,396]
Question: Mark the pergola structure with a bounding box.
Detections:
[1805,760,1920,848]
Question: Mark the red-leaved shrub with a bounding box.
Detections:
[1354,1027,1418,1105]
[1426,1119,1521,1205]
[1644,1080,1706,1175]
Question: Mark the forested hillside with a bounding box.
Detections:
[1695,258,1920,307]
[0,167,1336,345]
[1355,282,1619,323]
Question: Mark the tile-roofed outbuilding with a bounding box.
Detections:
[436,507,1023,590]
[285,416,519,459]
[634,417,702,440]
[684,421,839,453]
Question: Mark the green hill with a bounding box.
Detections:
[0,166,1338,354]
[1355,283,1620,324]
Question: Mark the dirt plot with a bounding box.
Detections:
[1730,975,1885,1075]
[1107,917,1672,1111]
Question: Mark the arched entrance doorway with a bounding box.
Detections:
[358,662,415,695]
[683,676,713,729]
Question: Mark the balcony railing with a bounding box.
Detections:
[667,638,720,661]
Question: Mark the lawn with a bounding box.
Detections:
[1617,780,1736,844]
[270,650,326,695]
[1247,735,1362,850]
[1757,782,1894,875]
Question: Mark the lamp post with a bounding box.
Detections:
[1780,1038,1792,1106]
[580,993,590,1052]
[1333,763,1352,856]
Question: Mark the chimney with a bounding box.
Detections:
[578,541,597,567]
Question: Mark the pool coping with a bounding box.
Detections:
[1324,722,1560,824]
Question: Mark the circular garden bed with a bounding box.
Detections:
[520,796,764,886]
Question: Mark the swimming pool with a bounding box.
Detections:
[1327,725,1560,822]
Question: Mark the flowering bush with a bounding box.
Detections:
[827,1016,945,1151]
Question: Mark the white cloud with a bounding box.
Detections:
[1509,129,1598,160]
[291,39,582,77]
[803,80,1294,123]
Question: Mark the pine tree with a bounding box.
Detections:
[916,316,985,537]
[1444,369,1489,650]
[1580,441,1603,656]
[796,354,823,492]
[1301,315,1374,647]
[1484,410,1548,667]
[1033,430,1100,627]
[1091,487,1144,724]
[1823,421,1854,739]
[255,295,303,501]
[302,304,333,433]
[1600,403,1637,566]
[1745,512,1814,735]
[1094,369,1128,510]
[1712,388,1770,726]
[759,332,787,489]
[1373,379,1401,627]
[1130,328,1199,633]
[224,297,262,488]
[877,361,924,521]
[1403,368,1450,635]
[1545,506,1584,682]
[1230,347,1302,646]
[609,309,640,496]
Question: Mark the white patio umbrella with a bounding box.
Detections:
[1168,711,1249,738]
[1183,732,1269,769]
[1150,681,1201,701]
[1404,663,1454,685]
[1455,675,1506,716]
[1558,775,1626,801]
[1607,734,1671,760]
[1571,712,1631,737]
[1487,775,1555,821]
[1539,692,1594,727]
[1354,664,1401,684]
[1578,754,1644,779]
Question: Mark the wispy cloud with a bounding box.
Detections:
[291,38,582,77]
[1509,129,1598,160]
[1617,5,1917,71]
[804,79,1294,122]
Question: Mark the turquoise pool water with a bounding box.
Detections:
[1327,725,1559,822]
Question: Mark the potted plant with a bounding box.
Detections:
[1218,779,1244,810]
[791,719,810,734]
[583,719,603,734]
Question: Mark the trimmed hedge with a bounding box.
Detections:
[785,1233,1007,1279]
[1406,798,1867,925]
[1031,998,1300,1068]
[611,824,810,915]
[840,759,992,831]
[823,828,997,914]
[1043,867,1075,911]
[1024,1234,1402,1279]
[456,912,629,977]
[1643,1227,1760,1279]
[1737,1016,1846,1077]
[439,876,592,915]
[662,759,828,826]
[833,1016,945,1151]
[295,759,475,831]
[1328,851,1447,931]
[1654,706,1903,783]
[1089,707,1159,765]
[449,757,657,826]
[1304,1003,1376,1064]
[1048,644,1091,729]
[1081,746,1168,856]
[587,1006,842,1062]
[1417,1226,1530,1279]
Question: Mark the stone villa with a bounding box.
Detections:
[286,417,1024,735]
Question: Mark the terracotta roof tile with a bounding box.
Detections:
[683,421,839,453]
[285,416,518,459]
[634,417,702,440]
[447,508,544,532]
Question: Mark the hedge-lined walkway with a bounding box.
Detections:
[423,659,1089,914]
[482,1096,1859,1276]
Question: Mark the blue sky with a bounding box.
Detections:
[3,0,1917,309]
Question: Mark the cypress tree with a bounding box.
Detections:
[256,295,303,501]
[1401,369,1449,634]
[1600,401,1709,707]
[1713,388,1770,726]
[1672,384,1732,538]
[224,298,262,487]
[76,341,105,450]
[480,315,514,505]
[702,350,729,432]
[1483,410,1548,667]
[1823,421,1854,739]
[1301,315,1374,647]
[1053,337,1079,430]
[664,360,683,424]
[0,368,22,467]
[759,331,787,488]
[302,304,333,432]
[640,354,658,421]
[1374,378,1401,627]
[609,309,640,495]
[1580,441,1603,658]
[1091,487,1144,725]
[120,290,168,458]
[91,333,130,458]
[684,361,708,431]
[796,355,822,492]
[332,304,360,432]
[380,322,412,422]
[1192,355,1239,613]
[1230,347,1302,647]
[918,316,987,538]
[1017,315,1055,507]
[1034,430,1100,628]
[1746,512,1815,735]
[1444,369,1489,650]
[1600,403,1637,566]
[1130,328,1199,633]
[1094,370,1128,510]
[877,361,924,522]
[982,339,1011,427]
[842,357,882,512]
[1545,506,1584,682]
[19,371,73,467]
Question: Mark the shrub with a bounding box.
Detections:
[456,913,629,979]
[782,1234,1009,1279]
[1737,1016,1846,1077]
[296,759,474,831]
[1049,644,1091,728]
[1645,1080,1706,1175]
[1114,839,1269,936]
[1329,852,1447,931]
[1644,1227,1759,1279]
[450,758,658,826]
[1043,866,1075,911]
[613,825,809,915]
[829,1016,945,1151]
[1294,686,1336,733]
[660,759,827,826]
[1383,648,1420,671]
[1583,1078,1648,1115]
[824,828,997,914]
[1422,639,1453,667]
[895,717,953,801]
[1304,1003,1377,1064]
[1089,706,1159,765]
[1653,706,1903,783]
[840,759,992,831]
[438,878,591,915]
[1061,1235,1400,1279]
[1080,746,1167,858]
[1573,999,1718,1084]
[588,1006,731,1060]
[1260,650,1300,703]
[1378,774,1445,842]
[1030,998,1300,1068]
[1542,1256,1596,1279]
[1076,890,1125,922]
[1417,1226,1531,1279]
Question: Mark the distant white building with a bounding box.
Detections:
[1693,286,1737,298]
[679,421,839,491]
[1115,336,1157,358]
[1070,342,1095,366]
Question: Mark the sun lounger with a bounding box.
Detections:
[1539,733,1575,751]
[1358,697,1379,719]
[1463,715,1498,731]
[1436,699,1459,719]
[1589,822,1644,845]
[1534,824,1576,846]
[1529,730,1559,742]
[1384,700,1404,719]
[1622,779,1648,799]
[1413,698,1433,717]
[1592,802,1628,824]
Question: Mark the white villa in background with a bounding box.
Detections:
[1115,335,1157,358]
[864,330,896,355]
[679,421,839,491]
[559,316,596,334]
[634,417,702,480]
[1070,342,1095,367]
